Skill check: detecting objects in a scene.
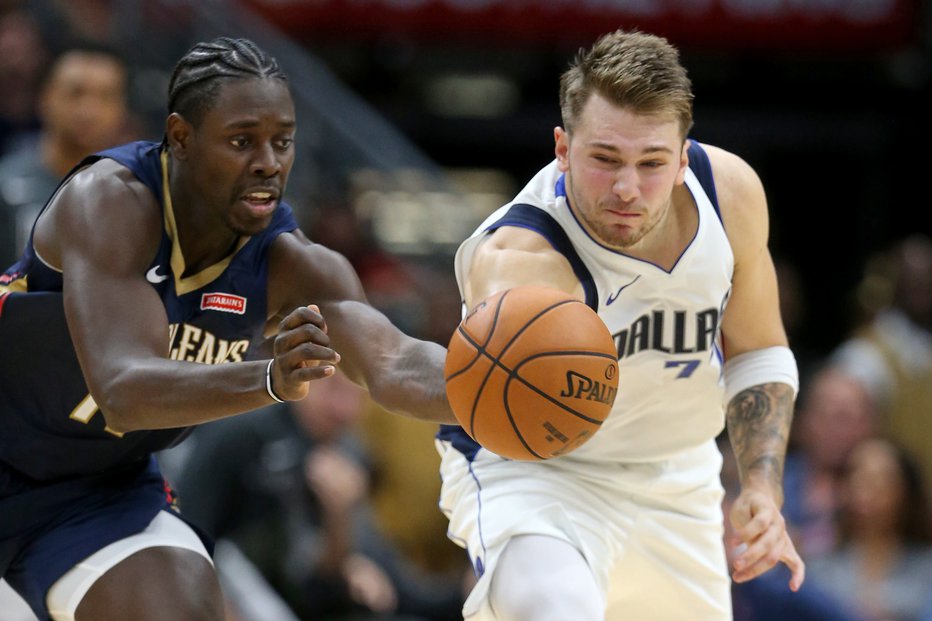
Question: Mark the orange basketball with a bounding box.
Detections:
[444,286,619,460]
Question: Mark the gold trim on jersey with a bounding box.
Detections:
[159,150,249,296]
[69,393,124,437]
[0,275,28,293]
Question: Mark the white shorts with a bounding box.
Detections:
[45,510,212,621]
[437,439,731,621]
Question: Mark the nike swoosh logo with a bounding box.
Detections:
[146,265,169,284]
[605,275,640,306]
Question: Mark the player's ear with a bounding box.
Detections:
[554,127,570,172]
[674,139,689,185]
[165,113,192,159]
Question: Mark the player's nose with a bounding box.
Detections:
[612,167,639,202]
[250,142,283,178]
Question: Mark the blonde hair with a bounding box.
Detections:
[559,30,693,138]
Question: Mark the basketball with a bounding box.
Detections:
[444,286,619,460]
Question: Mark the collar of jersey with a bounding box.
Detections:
[160,150,249,296]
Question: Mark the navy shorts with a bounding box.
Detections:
[0,456,207,620]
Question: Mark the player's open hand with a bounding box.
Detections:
[729,487,805,591]
[270,304,341,400]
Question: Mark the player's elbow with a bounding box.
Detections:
[95,398,140,434]
[90,375,146,433]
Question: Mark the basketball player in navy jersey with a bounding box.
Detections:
[436,30,805,620]
[0,38,455,621]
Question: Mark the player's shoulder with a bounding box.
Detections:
[268,229,367,307]
[694,142,761,192]
[271,228,343,263]
[693,141,767,228]
[62,158,157,210]
[473,226,562,276]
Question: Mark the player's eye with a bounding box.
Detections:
[230,137,249,148]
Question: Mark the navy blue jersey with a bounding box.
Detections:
[0,140,299,486]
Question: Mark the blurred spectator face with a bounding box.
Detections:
[39,50,127,155]
[894,235,932,329]
[0,10,48,124]
[797,368,876,471]
[842,439,904,536]
[293,372,367,442]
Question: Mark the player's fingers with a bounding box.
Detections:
[732,518,784,582]
[289,363,337,383]
[734,499,785,550]
[273,322,339,365]
[277,304,327,334]
[783,536,806,591]
[273,345,339,375]
[268,352,338,402]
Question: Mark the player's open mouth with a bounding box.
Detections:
[242,191,278,217]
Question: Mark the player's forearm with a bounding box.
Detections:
[725,382,795,505]
[366,339,456,424]
[95,359,278,432]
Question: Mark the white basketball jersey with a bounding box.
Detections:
[453,143,734,463]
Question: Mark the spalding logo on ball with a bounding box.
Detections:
[445,286,619,460]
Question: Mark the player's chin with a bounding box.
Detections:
[229,209,276,236]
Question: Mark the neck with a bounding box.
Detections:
[165,153,241,275]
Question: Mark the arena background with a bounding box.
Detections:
[30,0,932,356]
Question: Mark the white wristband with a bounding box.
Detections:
[266,359,285,403]
[723,346,799,405]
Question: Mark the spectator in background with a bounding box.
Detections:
[359,259,471,581]
[832,234,932,492]
[38,0,120,46]
[807,437,932,621]
[166,372,464,621]
[0,40,131,267]
[303,200,473,597]
[0,7,48,156]
[782,363,879,558]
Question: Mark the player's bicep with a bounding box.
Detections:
[710,147,788,356]
[49,165,167,386]
[721,248,787,356]
[464,227,582,309]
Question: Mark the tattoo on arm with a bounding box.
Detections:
[726,382,795,502]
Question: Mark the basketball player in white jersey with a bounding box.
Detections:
[435,29,805,620]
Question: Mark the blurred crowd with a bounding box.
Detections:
[1,1,931,620]
[729,232,932,621]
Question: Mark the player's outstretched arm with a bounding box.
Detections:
[709,143,805,591]
[267,230,454,423]
[462,226,584,310]
[39,161,338,433]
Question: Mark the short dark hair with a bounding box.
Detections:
[559,29,693,138]
[40,39,127,89]
[167,37,288,126]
